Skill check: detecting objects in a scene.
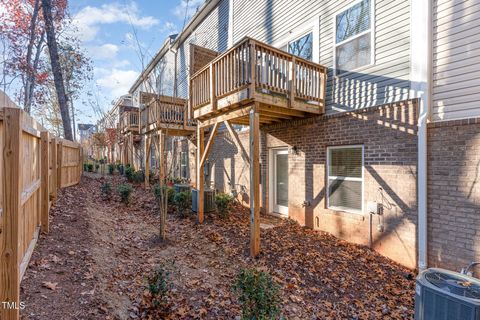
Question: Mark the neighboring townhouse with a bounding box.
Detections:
[103,0,480,272]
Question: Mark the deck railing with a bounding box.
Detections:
[190,37,327,111]
[140,95,195,130]
[120,110,139,132]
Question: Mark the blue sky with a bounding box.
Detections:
[70,0,204,125]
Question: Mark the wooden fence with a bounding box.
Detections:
[0,107,83,320]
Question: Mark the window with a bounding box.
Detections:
[288,32,313,61]
[327,146,363,213]
[334,0,373,74]
[180,151,188,179]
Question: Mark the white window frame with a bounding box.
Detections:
[273,17,320,63]
[333,0,375,76]
[326,145,364,214]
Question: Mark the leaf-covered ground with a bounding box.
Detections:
[21,175,415,319]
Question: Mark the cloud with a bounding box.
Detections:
[73,2,159,42]
[160,21,178,35]
[173,0,205,21]
[89,44,119,60]
[96,68,139,98]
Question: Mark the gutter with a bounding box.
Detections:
[410,0,432,272]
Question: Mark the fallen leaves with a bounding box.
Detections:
[42,281,58,291]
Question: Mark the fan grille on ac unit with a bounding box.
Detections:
[425,271,480,299]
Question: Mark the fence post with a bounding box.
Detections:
[40,131,49,234]
[50,138,57,201]
[57,140,63,189]
[0,108,22,320]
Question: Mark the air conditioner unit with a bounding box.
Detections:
[415,268,480,320]
[191,188,215,213]
[174,183,191,194]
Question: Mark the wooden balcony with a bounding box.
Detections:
[190,37,327,126]
[120,110,139,134]
[140,95,195,136]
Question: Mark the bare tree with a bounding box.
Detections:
[42,0,73,140]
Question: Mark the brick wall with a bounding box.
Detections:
[207,100,419,269]
[427,118,480,271]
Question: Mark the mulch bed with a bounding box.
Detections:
[20,174,415,319]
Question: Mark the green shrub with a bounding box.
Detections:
[133,170,145,183]
[153,184,175,204]
[117,183,133,205]
[232,268,281,320]
[173,191,191,218]
[108,163,115,175]
[101,182,112,200]
[83,163,88,171]
[215,193,234,218]
[125,166,135,182]
[147,263,173,309]
[87,163,94,172]
[95,163,100,172]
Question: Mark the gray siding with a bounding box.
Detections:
[176,0,230,99]
[432,0,480,121]
[232,0,411,112]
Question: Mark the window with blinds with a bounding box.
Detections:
[334,0,373,75]
[327,146,363,213]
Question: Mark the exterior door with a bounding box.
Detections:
[273,149,288,215]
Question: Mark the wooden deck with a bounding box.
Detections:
[119,110,139,134]
[140,93,195,136]
[190,37,328,127]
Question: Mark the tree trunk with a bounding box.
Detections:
[25,31,45,114]
[41,0,73,140]
[24,0,41,114]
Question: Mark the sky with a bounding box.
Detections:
[69,0,205,125]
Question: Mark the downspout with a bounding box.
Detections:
[411,0,432,272]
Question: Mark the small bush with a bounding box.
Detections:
[87,163,94,172]
[147,263,173,309]
[83,163,88,171]
[215,193,234,218]
[173,191,191,218]
[232,268,281,320]
[117,164,124,175]
[125,166,135,182]
[101,182,112,200]
[153,184,175,204]
[108,163,115,175]
[95,163,100,172]
[117,183,133,205]
[133,170,145,183]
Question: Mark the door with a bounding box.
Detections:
[272,149,288,215]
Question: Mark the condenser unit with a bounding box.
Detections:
[191,188,215,213]
[174,183,191,194]
[415,268,480,320]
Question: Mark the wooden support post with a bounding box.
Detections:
[289,57,296,108]
[159,131,165,185]
[0,108,22,320]
[199,122,219,168]
[249,41,256,98]
[57,140,63,189]
[50,138,58,201]
[196,125,205,223]
[224,120,250,163]
[144,135,151,188]
[249,107,260,257]
[40,131,50,233]
[210,64,217,111]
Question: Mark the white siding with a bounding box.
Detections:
[176,0,230,99]
[433,0,480,121]
[232,0,411,112]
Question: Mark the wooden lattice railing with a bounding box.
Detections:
[120,110,139,132]
[190,37,327,112]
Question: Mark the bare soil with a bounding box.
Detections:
[20,174,415,319]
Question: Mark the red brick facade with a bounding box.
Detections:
[427,118,480,271]
[207,100,419,269]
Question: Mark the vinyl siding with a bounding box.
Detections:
[176,0,230,99]
[433,0,480,121]
[232,0,411,112]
